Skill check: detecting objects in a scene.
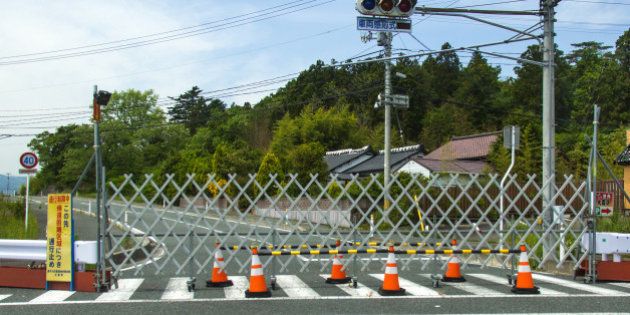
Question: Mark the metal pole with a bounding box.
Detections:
[500,126,516,249]
[589,105,600,283]
[93,85,104,291]
[24,175,30,231]
[382,32,392,208]
[541,0,557,263]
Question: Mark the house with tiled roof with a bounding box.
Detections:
[325,144,424,178]
[398,131,500,177]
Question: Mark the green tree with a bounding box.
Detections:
[419,103,474,151]
[168,86,226,134]
[102,89,164,127]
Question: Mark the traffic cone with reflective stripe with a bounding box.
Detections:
[245,247,272,298]
[378,246,406,296]
[326,240,351,284]
[511,245,539,294]
[443,239,465,282]
[207,243,233,287]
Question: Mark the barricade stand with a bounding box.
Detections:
[443,239,465,282]
[206,243,233,288]
[511,245,540,294]
[326,240,352,284]
[245,247,272,298]
[378,246,406,296]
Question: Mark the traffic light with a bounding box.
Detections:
[356,0,417,17]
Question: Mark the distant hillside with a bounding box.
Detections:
[0,174,26,194]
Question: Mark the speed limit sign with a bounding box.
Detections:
[20,152,38,169]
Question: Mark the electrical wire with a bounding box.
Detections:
[0,0,337,66]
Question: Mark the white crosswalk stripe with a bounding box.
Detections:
[532,274,627,296]
[319,275,380,298]
[419,274,502,296]
[609,282,630,290]
[161,277,194,300]
[468,273,568,296]
[223,276,248,299]
[275,275,320,298]
[369,274,440,296]
[96,278,144,301]
[29,290,75,303]
[0,294,11,302]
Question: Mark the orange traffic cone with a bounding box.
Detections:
[245,247,272,298]
[206,243,233,287]
[378,246,406,296]
[326,240,351,284]
[511,245,539,294]
[443,239,465,282]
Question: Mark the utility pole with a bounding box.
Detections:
[379,32,393,206]
[93,85,103,290]
[541,0,558,261]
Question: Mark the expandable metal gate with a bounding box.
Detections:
[95,172,590,292]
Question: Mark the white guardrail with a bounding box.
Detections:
[0,239,98,264]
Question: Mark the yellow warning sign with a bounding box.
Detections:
[46,193,73,282]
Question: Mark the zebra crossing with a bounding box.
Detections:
[1,273,629,306]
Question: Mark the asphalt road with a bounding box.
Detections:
[3,196,629,314]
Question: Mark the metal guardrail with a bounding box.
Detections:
[0,240,99,264]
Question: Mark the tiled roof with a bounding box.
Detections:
[615,144,630,166]
[412,157,489,174]
[324,146,373,171]
[425,131,500,160]
[344,144,424,174]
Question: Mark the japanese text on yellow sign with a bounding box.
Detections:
[46,193,72,282]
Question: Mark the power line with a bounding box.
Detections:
[0,0,337,66]
[563,0,630,5]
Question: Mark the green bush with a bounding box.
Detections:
[597,212,630,233]
[0,197,38,239]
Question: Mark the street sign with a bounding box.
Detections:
[46,193,74,284]
[19,152,38,169]
[357,16,412,33]
[503,126,520,149]
[376,93,410,109]
[19,169,37,174]
[596,192,614,217]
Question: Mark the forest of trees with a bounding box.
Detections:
[28,29,630,193]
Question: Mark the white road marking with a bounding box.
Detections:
[275,275,320,298]
[369,274,440,296]
[160,278,194,300]
[532,274,627,296]
[609,282,630,290]
[319,274,380,298]
[224,276,248,299]
[468,273,567,296]
[29,290,75,303]
[0,294,11,302]
[419,274,502,296]
[96,278,144,301]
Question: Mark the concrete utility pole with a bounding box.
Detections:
[542,0,558,260]
[379,32,393,205]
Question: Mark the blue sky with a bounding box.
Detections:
[0,0,628,175]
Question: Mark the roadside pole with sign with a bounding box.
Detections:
[19,152,38,231]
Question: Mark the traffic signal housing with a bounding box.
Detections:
[356,0,417,17]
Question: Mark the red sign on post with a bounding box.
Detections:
[596,192,614,217]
